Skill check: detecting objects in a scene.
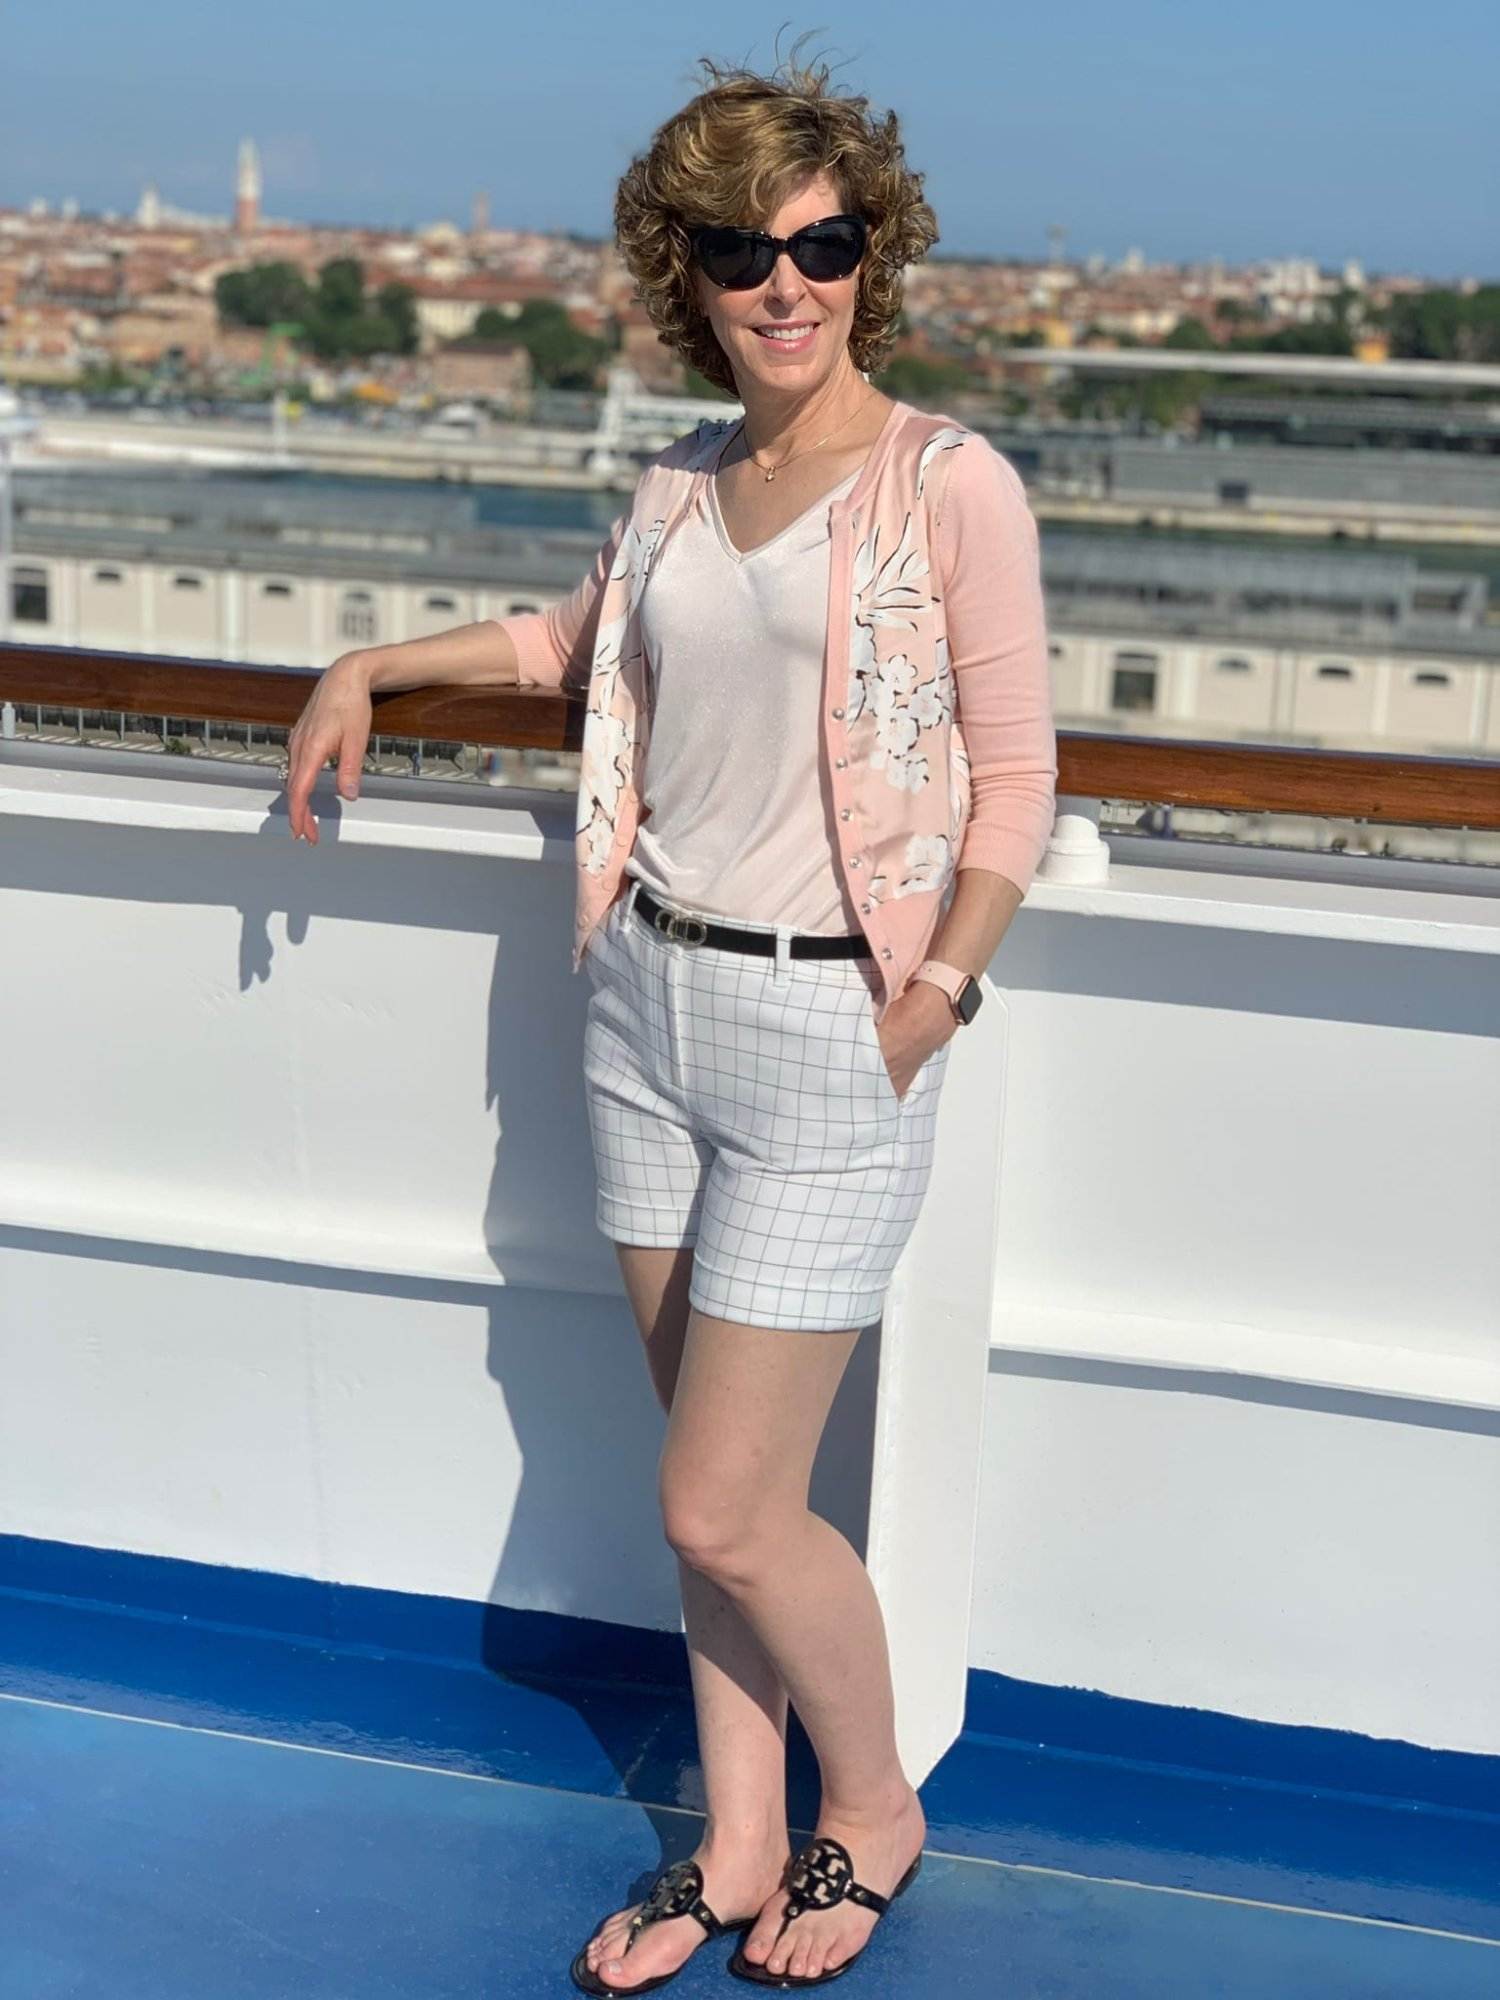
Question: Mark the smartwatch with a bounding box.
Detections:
[910,959,982,1025]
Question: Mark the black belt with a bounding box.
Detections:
[629,886,871,959]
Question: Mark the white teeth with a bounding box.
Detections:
[757,326,814,341]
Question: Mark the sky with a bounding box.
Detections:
[3,2,1496,280]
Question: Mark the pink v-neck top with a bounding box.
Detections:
[626,464,863,934]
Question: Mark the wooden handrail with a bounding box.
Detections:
[0,642,583,753]
[2,641,1497,830]
[1052,731,1498,832]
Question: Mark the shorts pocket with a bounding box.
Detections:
[853,987,904,1112]
[582,924,605,982]
[583,896,625,982]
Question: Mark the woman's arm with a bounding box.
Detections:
[876,439,1058,1086]
[932,437,1058,901]
[481,509,629,696]
[349,507,629,700]
[284,511,628,842]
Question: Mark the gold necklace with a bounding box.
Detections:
[733,391,877,482]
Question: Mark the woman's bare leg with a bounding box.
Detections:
[581,1246,791,1992]
[653,1305,927,1985]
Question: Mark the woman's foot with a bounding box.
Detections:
[737,1782,926,1983]
[581,1836,791,1992]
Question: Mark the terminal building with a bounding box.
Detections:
[983,420,1500,524]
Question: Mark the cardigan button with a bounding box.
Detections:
[831,706,844,719]
[834,756,847,769]
[881,947,892,959]
[848,855,861,868]
[860,900,872,914]
[839,808,851,820]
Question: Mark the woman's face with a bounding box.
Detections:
[692,171,864,400]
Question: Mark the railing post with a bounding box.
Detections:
[1038,793,1112,884]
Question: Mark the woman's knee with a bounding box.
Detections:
[658,1462,791,1583]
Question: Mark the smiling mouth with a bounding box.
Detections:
[754,323,819,342]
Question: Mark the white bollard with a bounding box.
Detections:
[1038,794,1112,885]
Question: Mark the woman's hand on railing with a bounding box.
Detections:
[285,655,374,845]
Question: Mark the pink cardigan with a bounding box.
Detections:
[493,397,1057,1021]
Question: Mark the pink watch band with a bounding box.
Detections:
[909,959,969,1010]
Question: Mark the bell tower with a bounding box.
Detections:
[235,139,261,234]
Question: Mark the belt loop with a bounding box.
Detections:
[773,923,792,984]
[624,877,641,923]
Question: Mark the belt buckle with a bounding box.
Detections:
[654,907,708,946]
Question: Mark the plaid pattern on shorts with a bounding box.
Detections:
[581,880,951,1332]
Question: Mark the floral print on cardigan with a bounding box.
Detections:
[846,425,970,902]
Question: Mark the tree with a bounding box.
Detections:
[872,353,972,398]
[216,260,312,328]
[375,281,419,355]
[1381,285,1500,363]
[316,258,364,321]
[1163,315,1214,351]
[1223,294,1355,359]
[502,298,609,390]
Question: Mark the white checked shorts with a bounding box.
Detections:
[580,879,952,1332]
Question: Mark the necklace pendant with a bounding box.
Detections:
[765,466,776,482]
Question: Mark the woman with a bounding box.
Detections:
[285,47,1056,1994]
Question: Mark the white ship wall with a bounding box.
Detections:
[1,744,1496,1765]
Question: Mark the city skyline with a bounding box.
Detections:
[12,172,1460,287]
[3,2,1497,279]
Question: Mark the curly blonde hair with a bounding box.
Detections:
[613,36,939,397]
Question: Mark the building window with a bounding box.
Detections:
[1218,480,1251,505]
[1047,641,1065,660]
[1111,651,1158,711]
[338,589,378,645]
[507,600,539,615]
[1316,663,1354,680]
[93,567,123,584]
[1216,656,1252,673]
[425,594,457,613]
[262,580,294,598]
[11,564,49,624]
[1411,670,1451,688]
[173,573,204,591]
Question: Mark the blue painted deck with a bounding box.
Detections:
[3,1546,1498,1998]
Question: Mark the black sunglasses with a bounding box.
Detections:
[690,213,868,291]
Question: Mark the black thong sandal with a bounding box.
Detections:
[570,1855,761,1995]
[726,1833,922,1987]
